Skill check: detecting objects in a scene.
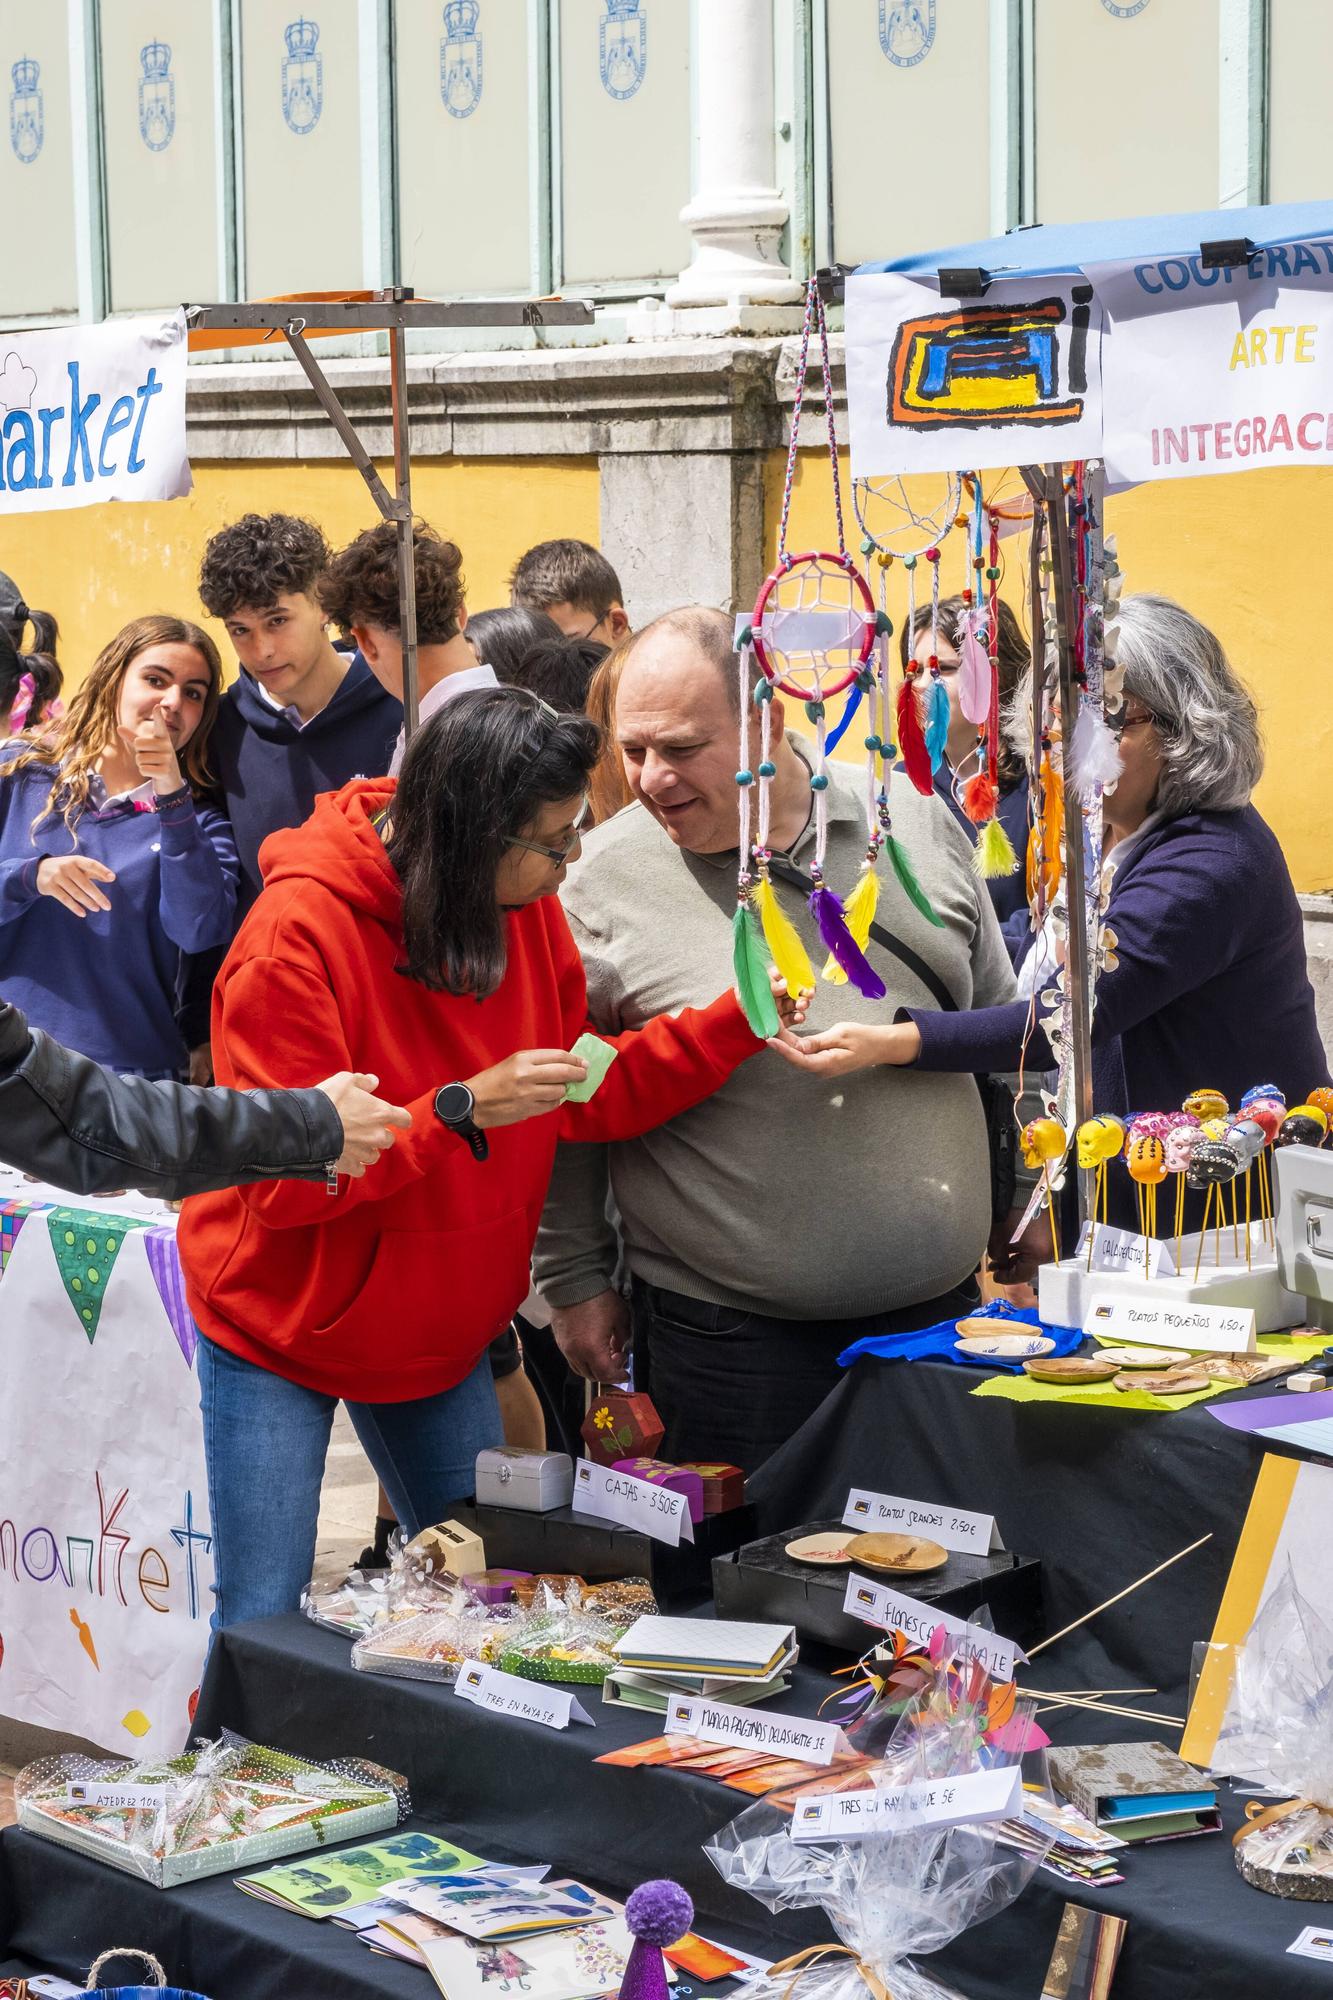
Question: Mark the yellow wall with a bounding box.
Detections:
[0,455,600,689]
[768,451,1333,894]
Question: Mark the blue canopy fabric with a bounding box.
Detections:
[855,200,1333,281]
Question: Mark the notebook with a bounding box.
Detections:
[612,1617,796,1679]
[1048,1742,1220,1842]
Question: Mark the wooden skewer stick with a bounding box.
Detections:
[1175,1172,1185,1271]
[1036,1687,1159,1699]
[1193,1185,1213,1281]
[1245,1169,1252,1273]
[1230,1180,1240,1256]
[1046,1167,1060,1266]
[1017,1689,1184,1727]
[1028,1532,1213,1659]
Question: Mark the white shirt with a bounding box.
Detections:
[389,663,499,775]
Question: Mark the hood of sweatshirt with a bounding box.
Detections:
[225,650,401,745]
[256,776,401,930]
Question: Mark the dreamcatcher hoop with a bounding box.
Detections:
[852,470,965,559]
[749,549,877,702]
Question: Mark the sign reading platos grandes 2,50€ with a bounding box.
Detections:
[0,312,190,515]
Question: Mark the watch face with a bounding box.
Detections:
[435,1083,475,1126]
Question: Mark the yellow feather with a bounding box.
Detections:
[755,874,816,997]
[974,816,1018,880]
[822,863,879,984]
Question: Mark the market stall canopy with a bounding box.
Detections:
[842,201,1333,486]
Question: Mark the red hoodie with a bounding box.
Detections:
[177,779,761,1402]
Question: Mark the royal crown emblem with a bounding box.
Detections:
[441,0,483,119]
[282,16,323,134]
[9,56,42,165]
[138,40,175,152]
[599,0,646,100]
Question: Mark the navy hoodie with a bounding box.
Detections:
[211,650,402,902]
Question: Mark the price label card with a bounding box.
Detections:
[841,1487,1003,1555]
[65,1783,166,1811]
[1075,1222,1176,1278]
[455,1661,594,1729]
[789,1765,1022,1843]
[664,1694,842,1766]
[1084,1292,1257,1354]
[572,1458,695,1545]
[842,1573,1022,1682]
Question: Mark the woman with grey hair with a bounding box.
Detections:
[773,595,1329,1190]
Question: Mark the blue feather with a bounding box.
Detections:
[924,675,950,772]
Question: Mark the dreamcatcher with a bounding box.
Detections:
[732,278,892,1035]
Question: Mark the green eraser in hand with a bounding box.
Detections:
[563,1033,619,1102]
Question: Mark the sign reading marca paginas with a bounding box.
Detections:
[0,312,190,515]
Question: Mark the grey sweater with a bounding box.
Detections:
[533,751,1019,1322]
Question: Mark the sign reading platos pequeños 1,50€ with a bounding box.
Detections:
[0,312,190,515]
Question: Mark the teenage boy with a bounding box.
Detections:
[199,511,402,902]
[319,520,495,771]
[509,538,630,647]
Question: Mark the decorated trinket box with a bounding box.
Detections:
[475,1445,574,1513]
[611,1458,706,1523]
[580,1390,665,1466]
[675,1461,746,1514]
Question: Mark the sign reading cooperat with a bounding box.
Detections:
[0,313,190,517]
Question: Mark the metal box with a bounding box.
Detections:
[475,1446,574,1513]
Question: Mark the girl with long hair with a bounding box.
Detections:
[0,569,63,734]
[178,685,796,1632]
[0,614,239,1076]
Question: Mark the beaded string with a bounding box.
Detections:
[987,512,1002,786]
[776,275,846,563]
[736,640,754,905]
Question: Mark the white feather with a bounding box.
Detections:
[1067,703,1123,802]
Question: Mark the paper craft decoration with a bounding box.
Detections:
[564,1034,619,1104]
[239,1831,484,1916]
[144,1225,197,1367]
[1040,1902,1127,2000]
[1183,1453,1333,1769]
[46,1207,151,1341]
[0,1198,47,1274]
[580,1391,664,1466]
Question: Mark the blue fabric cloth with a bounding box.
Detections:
[933,764,1032,959]
[211,650,401,904]
[855,200,1333,278]
[196,1333,502,1632]
[0,745,238,1075]
[909,805,1330,1117]
[837,1300,1082,1373]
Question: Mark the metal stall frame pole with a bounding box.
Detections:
[182,292,594,747]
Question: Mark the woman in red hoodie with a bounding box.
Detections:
[179,687,788,1631]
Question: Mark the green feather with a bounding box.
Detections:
[887,833,944,927]
[732,903,782,1038]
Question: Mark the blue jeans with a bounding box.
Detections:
[196,1335,502,1632]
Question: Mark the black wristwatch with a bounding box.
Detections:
[434,1082,489,1161]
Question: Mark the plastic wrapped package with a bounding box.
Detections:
[497,1584,628,1685]
[302,1529,472,1639]
[351,1601,518,1684]
[1198,1567,1333,1899]
[705,1631,1052,2000]
[14,1734,404,1887]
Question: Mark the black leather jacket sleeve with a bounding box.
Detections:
[0,1001,342,1199]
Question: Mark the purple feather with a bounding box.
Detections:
[810,885,886,999]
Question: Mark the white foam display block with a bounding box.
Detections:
[1038,1233,1305,1340]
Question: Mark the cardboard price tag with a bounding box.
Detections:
[789,1765,1022,1843]
[572,1458,695,1545]
[455,1661,594,1729]
[1084,1292,1257,1354]
[1075,1221,1176,1277]
[664,1694,842,1766]
[65,1782,166,1811]
[841,1573,1022,1682]
[842,1487,1003,1555]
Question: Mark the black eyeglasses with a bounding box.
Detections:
[505,794,592,866]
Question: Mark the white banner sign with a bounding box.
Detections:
[789,1765,1022,1844]
[455,1661,593,1729]
[664,1695,842,1766]
[572,1459,694,1545]
[1084,1292,1257,1353]
[1094,245,1333,484]
[0,1202,212,1752]
[845,271,1104,478]
[842,1487,1002,1555]
[0,312,190,515]
[842,1573,1022,1683]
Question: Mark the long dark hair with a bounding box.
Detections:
[0,570,61,728]
[465,605,561,680]
[901,593,1028,790]
[389,687,600,998]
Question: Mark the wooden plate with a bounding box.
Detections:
[955,1332,1056,1360]
[785,1532,856,1566]
[954,1316,1022,1340]
[1023,1356,1119,1384]
[1091,1344,1193,1369]
[846,1532,948,1575]
[1114,1368,1211,1395]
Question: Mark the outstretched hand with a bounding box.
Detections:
[767,1018,923,1078]
[768,968,812,1034]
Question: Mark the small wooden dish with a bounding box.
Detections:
[1114,1367,1211,1395]
[955,1332,1055,1360]
[1091,1344,1193,1369]
[785,1532,855,1566]
[846,1532,948,1575]
[1023,1355,1119,1384]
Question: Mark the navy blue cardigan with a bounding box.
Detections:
[907,805,1329,1118]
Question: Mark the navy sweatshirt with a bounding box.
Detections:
[210,651,402,902]
[933,764,1032,962]
[0,747,239,1076]
[909,800,1327,1133]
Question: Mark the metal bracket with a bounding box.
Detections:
[938,266,991,297]
[1199,237,1254,269]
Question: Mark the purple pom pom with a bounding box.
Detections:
[625,1879,694,1947]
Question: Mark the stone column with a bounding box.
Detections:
[666,0,802,308]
